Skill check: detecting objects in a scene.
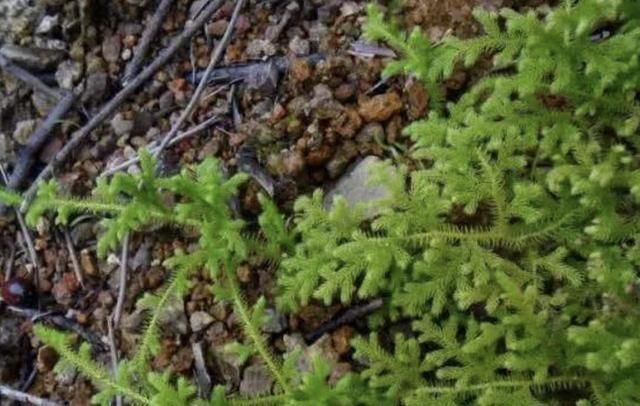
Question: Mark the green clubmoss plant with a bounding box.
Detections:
[0,152,376,405]
[277,0,640,404]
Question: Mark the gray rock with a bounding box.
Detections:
[156,295,188,335]
[261,308,287,334]
[239,364,274,396]
[308,21,329,44]
[340,1,361,16]
[102,35,121,64]
[356,122,384,146]
[245,39,277,59]
[190,311,214,333]
[55,60,81,89]
[289,36,310,56]
[110,113,134,136]
[36,14,60,35]
[283,333,339,376]
[283,333,306,352]
[213,348,243,388]
[82,72,108,104]
[324,156,393,218]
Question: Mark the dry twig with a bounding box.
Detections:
[304,298,384,342]
[0,53,62,101]
[153,0,246,159]
[100,115,221,177]
[0,385,61,406]
[122,0,175,85]
[63,229,85,289]
[0,90,76,216]
[107,318,123,406]
[112,234,129,327]
[20,0,225,212]
[192,341,212,399]
[0,165,39,288]
[8,306,107,351]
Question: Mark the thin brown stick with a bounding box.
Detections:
[20,0,224,212]
[0,53,62,101]
[100,115,221,177]
[112,233,129,327]
[0,384,61,406]
[63,229,85,289]
[0,164,39,276]
[3,237,16,281]
[122,0,175,85]
[8,306,107,351]
[304,298,384,342]
[3,91,76,195]
[153,0,246,159]
[106,318,123,406]
[192,341,212,399]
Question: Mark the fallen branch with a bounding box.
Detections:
[0,384,61,406]
[304,298,384,343]
[8,306,108,351]
[106,318,123,406]
[3,91,76,193]
[190,53,324,89]
[63,229,85,289]
[122,0,175,85]
[20,0,225,212]
[112,234,129,327]
[192,341,212,399]
[153,0,246,159]
[0,53,62,101]
[99,115,221,177]
[236,144,275,197]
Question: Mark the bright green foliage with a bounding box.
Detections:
[0,153,379,406]
[278,0,640,404]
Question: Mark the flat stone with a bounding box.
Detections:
[190,311,214,332]
[261,308,287,334]
[213,347,242,387]
[289,36,310,56]
[82,72,108,104]
[245,39,277,59]
[36,14,60,35]
[239,363,274,396]
[55,60,81,89]
[102,35,121,64]
[324,156,393,218]
[154,295,188,335]
[110,113,134,136]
